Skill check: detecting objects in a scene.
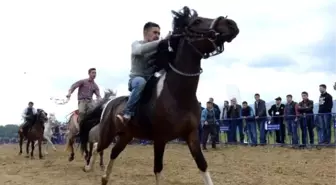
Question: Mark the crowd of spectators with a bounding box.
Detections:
[200,84,335,150]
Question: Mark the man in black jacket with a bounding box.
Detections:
[209,98,221,143]
[317,84,333,144]
[228,98,243,143]
[298,91,315,145]
[254,93,267,145]
[268,97,285,144]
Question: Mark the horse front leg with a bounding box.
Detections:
[68,138,75,161]
[83,142,94,172]
[38,139,43,159]
[101,134,133,185]
[30,141,35,159]
[185,129,213,185]
[25,140,30,158]
[18,134,23,155]
[153,141,166,185]
[99,150,104,171]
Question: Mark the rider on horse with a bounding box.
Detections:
[66,68,101,126]
[20,101,37,133]
[116,22,162,125]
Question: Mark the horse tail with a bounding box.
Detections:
[97,96,128,152]
[79,100,108,154]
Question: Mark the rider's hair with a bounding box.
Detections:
[143,22,160,32]
[88,68,96,74]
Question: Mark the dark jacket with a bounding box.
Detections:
[227,104,242,119]
[254,99,267,118]
[241,106,254,122]
[318,92,333,113]
[298,99,314,114]
[268,104,285,123]
[213,103,221,120]
[284,101,299,120]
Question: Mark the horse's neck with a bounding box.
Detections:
[165,40,201,104]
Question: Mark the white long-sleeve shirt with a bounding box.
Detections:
[21,107,37,119]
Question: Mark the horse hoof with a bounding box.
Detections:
[101,177,108,185]
[68,156,74,162]
[83,165,91,172]
[100,165,105,171]
[18,152,22,156]
[31,156,35,160]
[25,155,29,158]
[39,156,44,159]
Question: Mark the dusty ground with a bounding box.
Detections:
[0,144,335,185]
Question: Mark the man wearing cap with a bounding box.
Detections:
[268,97,286,144]
[20,101,38,133]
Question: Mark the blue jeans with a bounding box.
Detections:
[124,76,147,116]
[257,118,267,144]
[317,114,332,144]
[246,121,257,145]
[288,119,299,145]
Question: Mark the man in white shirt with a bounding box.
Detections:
[20,101,37,132]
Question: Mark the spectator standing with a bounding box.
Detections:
[254,93,267,145]
[298,91,315,145]
[334,82,336,91]
[241,101,257,146]
[317,84,333,144]
[227,98,242,143]
[198,102,205,142]
[284,94,299,145]
[209,97,221,143]
[268,97,285,144]
[201,101,217,150]
[221,100,230,142]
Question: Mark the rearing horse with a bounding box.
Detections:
[80,6,239,185]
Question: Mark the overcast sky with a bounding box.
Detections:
[0,0,335,125]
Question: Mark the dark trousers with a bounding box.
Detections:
[274,120,285,143]
[317,114,331,144]
[257,118,267,144]
[215,124,220,143]
[300,116,315,145]
[202,124,217,148]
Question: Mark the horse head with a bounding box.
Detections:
[36,109,48,126]
[169,6,239,59]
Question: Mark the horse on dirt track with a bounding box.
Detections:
[65,89,116,162]
[34,113,58,155]
[80,6,239,185]
[18,109,49,159]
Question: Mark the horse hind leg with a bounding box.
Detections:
[153,141,167,185]
[18,135,23,155]
[185,130,213,185]
[30,141,35,159]
[25,140,30,158]
[101,134,133,185]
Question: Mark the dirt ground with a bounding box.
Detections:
[0,144,335,185]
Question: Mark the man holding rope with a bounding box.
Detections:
[66,68,101,125]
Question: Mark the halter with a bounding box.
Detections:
[166,15,228,77]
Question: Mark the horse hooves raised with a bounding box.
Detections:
[101,177,108,185]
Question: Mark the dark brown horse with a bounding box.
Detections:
[18,109,48,159]
[80,6,239,185]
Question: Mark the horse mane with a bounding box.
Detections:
[171,6,198,33]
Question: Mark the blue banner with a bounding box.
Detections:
[334,117,336,128]
[220,125,229,131]
[266,124,280,131]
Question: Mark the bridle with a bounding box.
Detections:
[167,10,228,76]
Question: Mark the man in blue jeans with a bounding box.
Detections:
[284,94,299,145]
[254,93,267,145]
[317,84,333,144]
[241,101,257,146]
[117,22,162,124]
